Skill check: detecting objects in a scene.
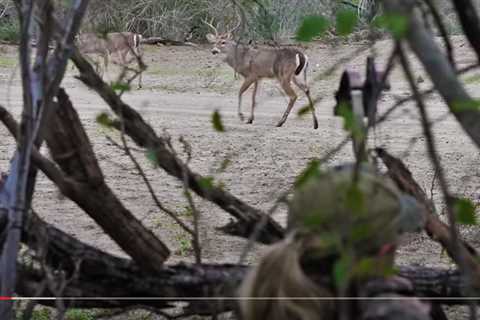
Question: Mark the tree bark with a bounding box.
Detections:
[1,89,171,272]
[47,89,171,271]
[17,210,473,311]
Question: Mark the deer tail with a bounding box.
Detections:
[134,34,142,49]
[304,56,309,84]
[294,53,308,79]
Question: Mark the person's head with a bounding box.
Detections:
[239,163,423,320]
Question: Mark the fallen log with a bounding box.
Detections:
[16,209,472,311]
[141,36,197,47]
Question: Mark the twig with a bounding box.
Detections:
[398,43,467,285]
[238,192,287,264]
[71,47,285,244]
[429,168,438,202]
[164,135,202,264]
[399,33,479,318]
[116,126,194,235]
[374,63,479,128]
[238,132,353,263]
[422,0,455,67]
[105,135,144,153]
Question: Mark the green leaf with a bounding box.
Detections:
[374,14,408,39]
[110,82,131,92]
[303,209,326,228]
[96,112,115,128]
[333,255,352,288]
[211,110,225,132]
[354,258,375,277]
[198,176,215,191]
[350,223,372,242]
[145,149,159,167]
[296,15,329,42]
[346,184,365,213]
[454,198,477,225]
[354,258,397,278]
[336,9,357,36]
[295,159,321,187]
[451,99,480,112]
[297,105,311,117]
[337,102,365,141]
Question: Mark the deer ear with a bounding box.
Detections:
[206,33,216,43]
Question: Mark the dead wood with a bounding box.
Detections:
[70,48,284,244]
[0,90,171,272]
[15,209,473,311]
[141,36,197,47]
[20,210,244,311]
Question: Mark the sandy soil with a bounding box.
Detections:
[1,36,480,318]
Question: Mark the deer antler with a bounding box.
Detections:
[227,12,242,35]
[203,17,219,37]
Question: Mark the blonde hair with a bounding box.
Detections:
[238,233,334,320]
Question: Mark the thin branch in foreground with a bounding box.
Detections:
[398,43,463,272]
[164,135,202,265]
[116,124,195,236]
[422,0,455,67]
[71,47,285,244]
[374,63,479,128]
[1,93,171,272]
[398,42,479,319]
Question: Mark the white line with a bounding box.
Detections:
[11,297,480,301]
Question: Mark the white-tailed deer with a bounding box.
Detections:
[205,20,318,129]
[75,32,143,88]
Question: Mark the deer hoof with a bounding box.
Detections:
[313,121,319,129]
[246,118,253,124]
[276,122,284,127]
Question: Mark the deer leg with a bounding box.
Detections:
[238,77,256,122]
[120,49,129,65]
[276,80,297,127]
[131,49,143,89]
[247,81,259,124]
[293,77,318,129]
[138,71,143,89]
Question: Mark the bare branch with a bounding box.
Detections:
[398,44,465,278]
[71,49,284,244]
[421,0,455,67]
[116,122,194,236]
[451,0,480,64]
[1,91,171,272]
[384,0,480,149]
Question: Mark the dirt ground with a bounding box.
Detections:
[1,36,480,318]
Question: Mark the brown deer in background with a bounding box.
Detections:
[205,20,318,129]
[75,32,143,88]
